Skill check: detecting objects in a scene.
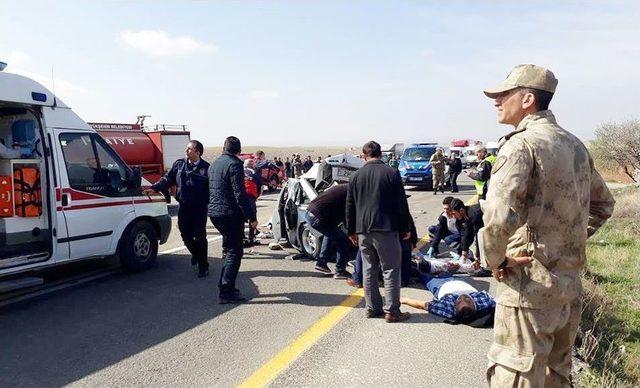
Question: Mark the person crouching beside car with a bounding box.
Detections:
[306,183,353,280]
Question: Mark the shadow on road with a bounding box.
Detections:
[0,254,257,387]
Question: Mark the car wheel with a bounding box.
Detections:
[268,175,279,192]
[299,223,322,259]
[120,220,158,272]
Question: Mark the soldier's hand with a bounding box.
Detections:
[250,220,258,229]
[505,256,534,267]
[142,188,155,196]
[401,232,411,240]
[472,260,481,271]
[492,256,533,282]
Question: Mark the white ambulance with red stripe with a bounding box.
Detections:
[0,65,171,277]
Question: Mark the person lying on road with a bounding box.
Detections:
[401,258,495,325]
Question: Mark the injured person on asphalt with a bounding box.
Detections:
[401,257,495,326]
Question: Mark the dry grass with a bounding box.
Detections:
[594,159,637,184]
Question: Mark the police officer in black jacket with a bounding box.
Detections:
[143,140,210,277]
[208,136,257,304]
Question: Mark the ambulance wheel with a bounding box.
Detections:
[120,220,158,272]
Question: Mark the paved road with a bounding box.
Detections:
[0,176,494,387]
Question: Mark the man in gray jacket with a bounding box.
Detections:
[346,141,412,323]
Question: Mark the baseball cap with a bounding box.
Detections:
[484,64,558,98]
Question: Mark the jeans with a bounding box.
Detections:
[401,240,412,285]
[352,249,363,284]
[429,224,461,253]
[419,271,455,299]
[307,213,351,272]
[178,204,208,271]
[246,197,257,242]
[210,215,245,294]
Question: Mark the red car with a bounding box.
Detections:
[239,154,285,191]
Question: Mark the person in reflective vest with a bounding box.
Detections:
[467,145,492,200]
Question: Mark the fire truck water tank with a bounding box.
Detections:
[97,130,161,167]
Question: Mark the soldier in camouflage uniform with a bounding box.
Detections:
[477,64,615,387]
[429,147,446,194]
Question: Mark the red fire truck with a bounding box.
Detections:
[88,121,190,184]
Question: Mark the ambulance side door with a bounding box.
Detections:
[47,128,71,261]
[56,131,134,260]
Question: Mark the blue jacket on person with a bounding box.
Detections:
[208,152,257,221]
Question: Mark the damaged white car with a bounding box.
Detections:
[269,154,364,258]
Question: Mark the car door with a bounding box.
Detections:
[57,132,134,260]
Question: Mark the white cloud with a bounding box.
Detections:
[118,30,217,57]
[248,90,280,99]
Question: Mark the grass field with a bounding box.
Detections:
[577,185,640,387]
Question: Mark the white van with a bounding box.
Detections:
[0,69,171,277]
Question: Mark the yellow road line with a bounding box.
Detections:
[238,288,365,388]
[239,231,430,387]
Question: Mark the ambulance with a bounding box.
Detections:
[0,64,171,278]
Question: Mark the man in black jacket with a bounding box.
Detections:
[427,196,460,257]
[143,140,210,277]
[448,152,463,192]
[307,183,352,279]
[208,136,258,303]
[449,198,484,262]
[346,141,412,323]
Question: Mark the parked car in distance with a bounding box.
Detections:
[239,153,285,192]
[398,143,437,190]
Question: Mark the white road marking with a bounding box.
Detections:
[159,236,223,255]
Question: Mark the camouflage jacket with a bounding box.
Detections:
[478,110,615,308]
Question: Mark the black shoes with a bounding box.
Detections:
[315,263,332,274]
[385,311,411,323]
[365,309,385,318]
[333,270,352,280]
[219,291,246,304]
[198,268,209,278]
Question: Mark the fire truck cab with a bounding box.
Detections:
[0,69,171,277]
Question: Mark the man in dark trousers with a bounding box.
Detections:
[208,136,258,303]
[307,183,352,279]
[143,140,210,277]
[346,140,412,323]
[448,152,463,193]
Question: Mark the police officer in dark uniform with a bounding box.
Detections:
[143,140,211,277]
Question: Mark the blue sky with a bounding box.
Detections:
[2,1,639,147]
